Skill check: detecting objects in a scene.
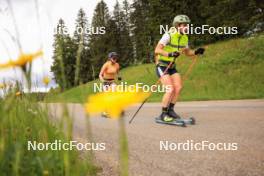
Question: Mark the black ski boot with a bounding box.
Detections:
[168,103,181,119]
[159,112,174,122]
[168,109,181,119]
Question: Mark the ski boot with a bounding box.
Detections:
[168,108,181,119]
[159,112,174,122]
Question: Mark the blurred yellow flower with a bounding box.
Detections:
[0,83,6,89]
[0,50,43,69]
[15,91,21,96]
[43,76,51,86]
[85,87,150,118]
[43,170,49,175]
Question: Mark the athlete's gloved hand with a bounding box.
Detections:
[195,48,205,55]
[168,51,180,58]
[118,77,122,81]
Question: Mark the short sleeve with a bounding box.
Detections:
[158,33,170,46]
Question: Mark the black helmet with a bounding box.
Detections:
[108,52,118,59]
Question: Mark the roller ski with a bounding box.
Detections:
[155,112,186,127]
[168,108,196,125]
[174,117,195,125]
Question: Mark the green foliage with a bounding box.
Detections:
[73,8,92,85]
[46,34,264,103]
[50,0,264,91]
[51,19,77,90]
[112,0,133,67]
[89,0,111,75]
[51,10,94,89]
[130,0,264,60]
[130,0,153,63]
[0,96,98,175]
[88,0,133,71]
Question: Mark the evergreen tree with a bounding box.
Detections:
[89,0,111,75]
[73,8,92,85]
[130,0,153,63]
[123,0,131,26]
[112,0,133,67]
[51,19,77,90]
[200,0,263,42]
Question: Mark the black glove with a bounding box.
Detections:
[168,51,180,58]
[118,77,122,81]
[195,48,205,55]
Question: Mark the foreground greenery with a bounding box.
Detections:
[47,34,264,103]
[0,94,98,175]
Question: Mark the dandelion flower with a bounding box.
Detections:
[15,91,21,96]
[43,76,51,86]
[43,170,49,175]
[85,87,150,118]
[0,50,43,69]
[0,83,6,89]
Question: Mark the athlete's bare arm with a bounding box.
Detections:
[99,63,107,81]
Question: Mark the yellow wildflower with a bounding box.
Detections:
[0,83,6,89]
[0,50,43,69]
[85,87,150,118]
[15,91,21,96]
[43,76,51,86]
[43,170,49,175]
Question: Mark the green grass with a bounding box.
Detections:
[0,94,99,175]
[47,34,264,103]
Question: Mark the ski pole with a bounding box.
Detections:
[128,59,175,124]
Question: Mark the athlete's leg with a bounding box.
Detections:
[158,74,174,121]
[167,73,182,119]
[170,73,182,103]
[156,66,174,122]
[102,81,116,118]
[160,74,174,107]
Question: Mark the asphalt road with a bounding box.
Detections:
[48,100,264,176]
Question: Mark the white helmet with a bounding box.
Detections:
[172,15,191,26]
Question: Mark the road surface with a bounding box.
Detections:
[48,100,264,176]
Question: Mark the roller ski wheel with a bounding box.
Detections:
[190,117,196,125]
